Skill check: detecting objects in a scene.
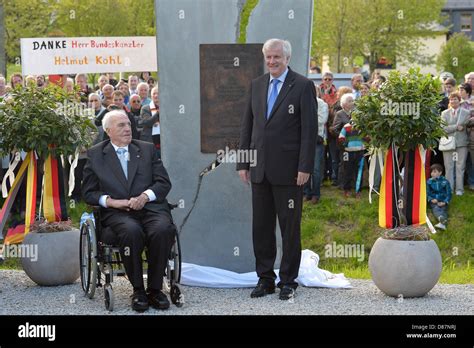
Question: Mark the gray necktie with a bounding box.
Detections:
[116,148,128,179]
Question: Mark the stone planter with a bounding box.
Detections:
[21,229,80,286]
[368,237,442,298]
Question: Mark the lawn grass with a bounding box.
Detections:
[1,183,473,284]
[301,181,474,284]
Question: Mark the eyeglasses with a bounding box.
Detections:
[131,100,141,103]
[323,78,332,81]
[90,99,100,102]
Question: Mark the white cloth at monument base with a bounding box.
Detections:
[180,249,353,289]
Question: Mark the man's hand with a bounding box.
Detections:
[239,170,250,184]
[431,199,438,204]
[107,198,130,211]
[437,201,446,207]
[128,193,149,210]
[457,125,464,131]
[297,172,310,186]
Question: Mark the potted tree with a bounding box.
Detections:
[0,83,96,285]
[352,68,445,297]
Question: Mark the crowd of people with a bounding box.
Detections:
[1,68,473,229]
[306,70,474,229]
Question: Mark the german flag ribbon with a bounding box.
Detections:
[43,154,68,222]
[379,146,401,228]
[4,224,25,245]
[402,146,426,226]
[24,154,37,234]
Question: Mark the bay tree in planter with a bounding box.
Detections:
[352,68,445,298]
[0,84,96,285]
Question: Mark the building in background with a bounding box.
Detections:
[396,23,448,76]
[442,0,474,40]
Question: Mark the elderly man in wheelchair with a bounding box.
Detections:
[81,109,180,312]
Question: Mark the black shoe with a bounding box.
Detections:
[279,285,295,300]
[250,281,275,298]
[131,290,149,312]
[147,290,170,310]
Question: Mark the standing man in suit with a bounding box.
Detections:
[237,38,317,300]
[82,110,175,312]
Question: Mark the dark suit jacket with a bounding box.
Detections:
[82,139,171,219]
[237,67,317,185]
[331,109,351,136]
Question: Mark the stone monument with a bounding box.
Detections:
[155,0,313,272]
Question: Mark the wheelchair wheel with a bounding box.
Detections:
[171,232,182,283]
[80,219,98,299]
[104,283,114,312]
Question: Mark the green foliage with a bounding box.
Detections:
[54,0,156,37]
[312,0,447,72]
[0,84,96,158]
[352,68,445,151]
[2,0,58,63]
[312,0,360,72]
[2,0,156,63]
[237,0,260,44]
[436,33,474,84]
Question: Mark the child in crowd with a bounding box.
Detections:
[427,164,451,230]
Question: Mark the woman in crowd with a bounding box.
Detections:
[89,93,107,143]
[117,81,130,106]
[328,86,353,186]
[440,92,470,196]
[459,83,473,111]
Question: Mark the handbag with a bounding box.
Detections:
[439,136,456,151]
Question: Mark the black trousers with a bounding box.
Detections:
[251,176,303,289]
[103,208,175,291]
[342,150,364,191]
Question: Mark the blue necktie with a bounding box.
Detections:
[116,148,128,179]
[266,79,280,119]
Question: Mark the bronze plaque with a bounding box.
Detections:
[200,44,263,153]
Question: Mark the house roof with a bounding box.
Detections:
[443,0,474,11]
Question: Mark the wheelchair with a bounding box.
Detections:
[79,203,183,311]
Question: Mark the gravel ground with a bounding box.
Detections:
[1,270,473,315]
